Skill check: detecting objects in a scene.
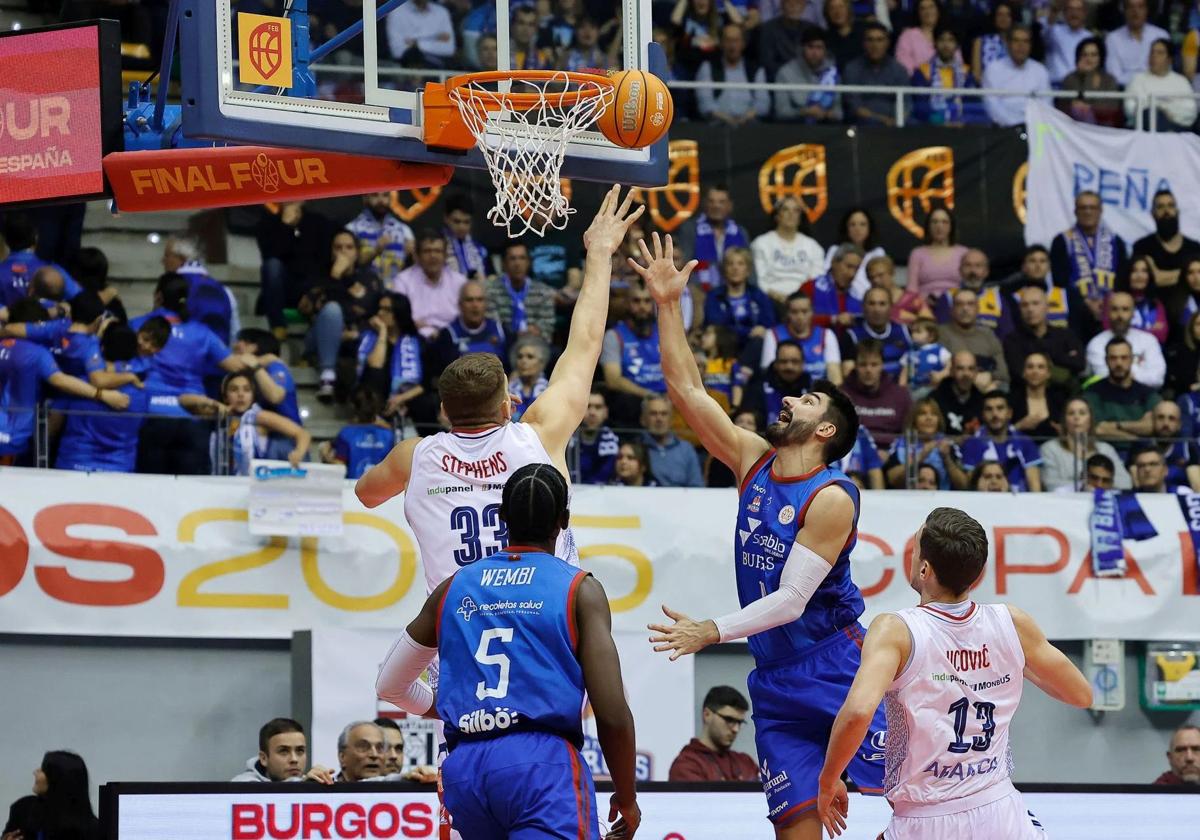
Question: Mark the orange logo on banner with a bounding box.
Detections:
[886,146,955,239]
[631,140,699,232]
[758,144,828,224]
[389,186,444,222]
[237,13,293,88]
[1012,162,1028,225]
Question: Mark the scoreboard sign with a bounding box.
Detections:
[0,20,121,208]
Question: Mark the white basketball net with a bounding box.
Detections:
[449,73,614,238]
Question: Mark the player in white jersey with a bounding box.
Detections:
[817,507,1092,840]
[358,188,642,838]
[356,184,643,587]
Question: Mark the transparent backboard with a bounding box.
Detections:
[178,0,667,185]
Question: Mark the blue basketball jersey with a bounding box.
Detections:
[437,548,588,751]
[735,454,865,664]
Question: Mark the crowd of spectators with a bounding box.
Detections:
[6,175,1200,492]
[270,0,1200,131]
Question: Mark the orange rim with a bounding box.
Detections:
[444,70,614,111]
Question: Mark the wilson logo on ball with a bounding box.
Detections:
[597,70,673,149]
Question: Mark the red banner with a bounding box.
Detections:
[104,146,453,212]
[0,25,107,204]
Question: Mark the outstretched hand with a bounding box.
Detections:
[583,185,645,255]
[647,605,719,660]
[627,233,697,306]
[816,776,850,837]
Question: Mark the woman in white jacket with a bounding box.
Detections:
[1040,397,1132,491]
[1125,39,1197,130]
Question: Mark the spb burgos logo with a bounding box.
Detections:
[237,13,293,88]
[886,146,955,239]
[630,140,699,232]
[758,144,828,225]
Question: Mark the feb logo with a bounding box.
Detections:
[250,153,281,193]
[629,139,698,232]
[886,146,955,239]
[390,185,445,222]
[1012,161,1028,225]
[758,144,828,225]
[237,13,293,88]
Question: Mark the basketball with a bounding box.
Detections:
[596,70,673,149]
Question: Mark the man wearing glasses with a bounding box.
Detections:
[668,686,759,781]
[335,721,387,782]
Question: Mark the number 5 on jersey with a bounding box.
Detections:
[475,627,513,700]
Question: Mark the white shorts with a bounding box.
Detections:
[883,790,1047,840]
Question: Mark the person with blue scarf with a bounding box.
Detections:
[676,185,750,291]
[357,294,428,423]
[508,336,551,421]
[774,28,842,123]
[702,247,777,351]
[911,26,986,125]
[1050,191,1129,305]
[484,243,557,340]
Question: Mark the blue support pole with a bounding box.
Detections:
[288,0,316,97]
[152,0,183,132]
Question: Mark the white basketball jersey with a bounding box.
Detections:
[882,602,1025,813]
[403,423,578,594]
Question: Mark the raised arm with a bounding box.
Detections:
[817,613,910,837]
[576,575,640,839]
[632,233,768,476]
[355,435,422,507]
[1008,604,1092,708]
[522,186,644,464]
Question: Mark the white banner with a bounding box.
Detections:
[108,786,1200,840]
[2,467,1199,640]
[1024,99,1200,248]
[308,628,693,781]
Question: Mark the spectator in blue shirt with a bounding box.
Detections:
[702,247,776,350]
[639,394,703,487]
[508,335,550,421]
[163,236,239,347]
[0,299,129,464]
[131,273,246,475]
[885,397,965,490]
[428,280,508,381]
[0,215,81,318]
[570,390,621,485]
[740,340,813,427]
[958,391,1044,492]
[56,324,150,473]
[843,286,912,383]
[320,386,395,480]
[1149,401,1200,492]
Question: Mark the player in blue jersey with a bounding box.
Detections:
[631,234,886,839]
[376,464,640,839]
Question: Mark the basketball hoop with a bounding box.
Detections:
[426,70,615,237]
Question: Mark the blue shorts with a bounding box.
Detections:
[749,624,888,827]
[441,731,599,840]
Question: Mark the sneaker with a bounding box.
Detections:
[316,371,336,403]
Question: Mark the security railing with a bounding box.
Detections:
[263,60,1200,133]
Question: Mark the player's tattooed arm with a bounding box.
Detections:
[523,185,644,460]
[817,613,910,838]
[630,232,769,478]
[354,435,421,508]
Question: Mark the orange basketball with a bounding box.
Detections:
[596,70,673,149]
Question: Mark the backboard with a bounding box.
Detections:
[178,0,668,186]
